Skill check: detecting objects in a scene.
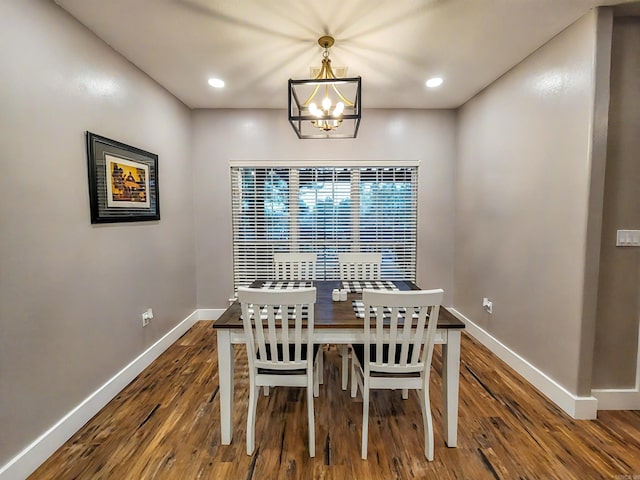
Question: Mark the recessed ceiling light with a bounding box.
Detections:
[425,77,443,88]
[208,78,225,88]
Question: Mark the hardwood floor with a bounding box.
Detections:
[29,321,640,479]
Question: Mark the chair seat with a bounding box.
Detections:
[257,344,320,375]
[351,344,418,375]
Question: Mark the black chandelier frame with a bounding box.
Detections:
[288,76,362,139]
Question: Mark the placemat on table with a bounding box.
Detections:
[341,280,399,293]
[352,300,422,319]
[242,305,309,321]
[260,280,314,289]
[237,281,313,320]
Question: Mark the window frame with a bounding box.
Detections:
[230,160,419,289]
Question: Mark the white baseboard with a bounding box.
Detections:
[449,308,598,420]
[592,388,640,410]
[0,309,208,480]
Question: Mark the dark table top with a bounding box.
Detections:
[212,280,465,330]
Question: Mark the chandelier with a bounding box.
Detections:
[288,36,361,139]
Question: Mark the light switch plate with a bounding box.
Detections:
[616,230,640,247]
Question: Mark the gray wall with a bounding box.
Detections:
[0,1,196,466]
[192,109,457,308]
[593,16,640,388]
[455,11,600,395]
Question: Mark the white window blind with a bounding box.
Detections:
[231,165,418,288]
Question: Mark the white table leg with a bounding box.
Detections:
[217,329,234,445]
[442,330,460,447]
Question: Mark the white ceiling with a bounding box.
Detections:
[54,0,638,109]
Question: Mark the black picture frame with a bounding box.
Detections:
[86,132,160,224]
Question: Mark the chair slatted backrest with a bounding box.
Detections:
[274,253,317,280]
[338,252,382,280]
[238,287,317,371]
[362,289,443,375]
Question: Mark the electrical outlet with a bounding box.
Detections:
[142,310,151,327]
[482,297,493,314]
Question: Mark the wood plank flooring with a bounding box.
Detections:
[29,321,640,479]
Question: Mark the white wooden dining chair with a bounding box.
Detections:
[350,288,443,460]
[272,252,324,394]
[274,252,317,280]
[238,286,318,457]
[337,252,383,390]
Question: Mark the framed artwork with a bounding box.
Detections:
[86,132,160,223]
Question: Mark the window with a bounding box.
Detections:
[231,164,418,288]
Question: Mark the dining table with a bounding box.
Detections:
[212,279,466,448]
